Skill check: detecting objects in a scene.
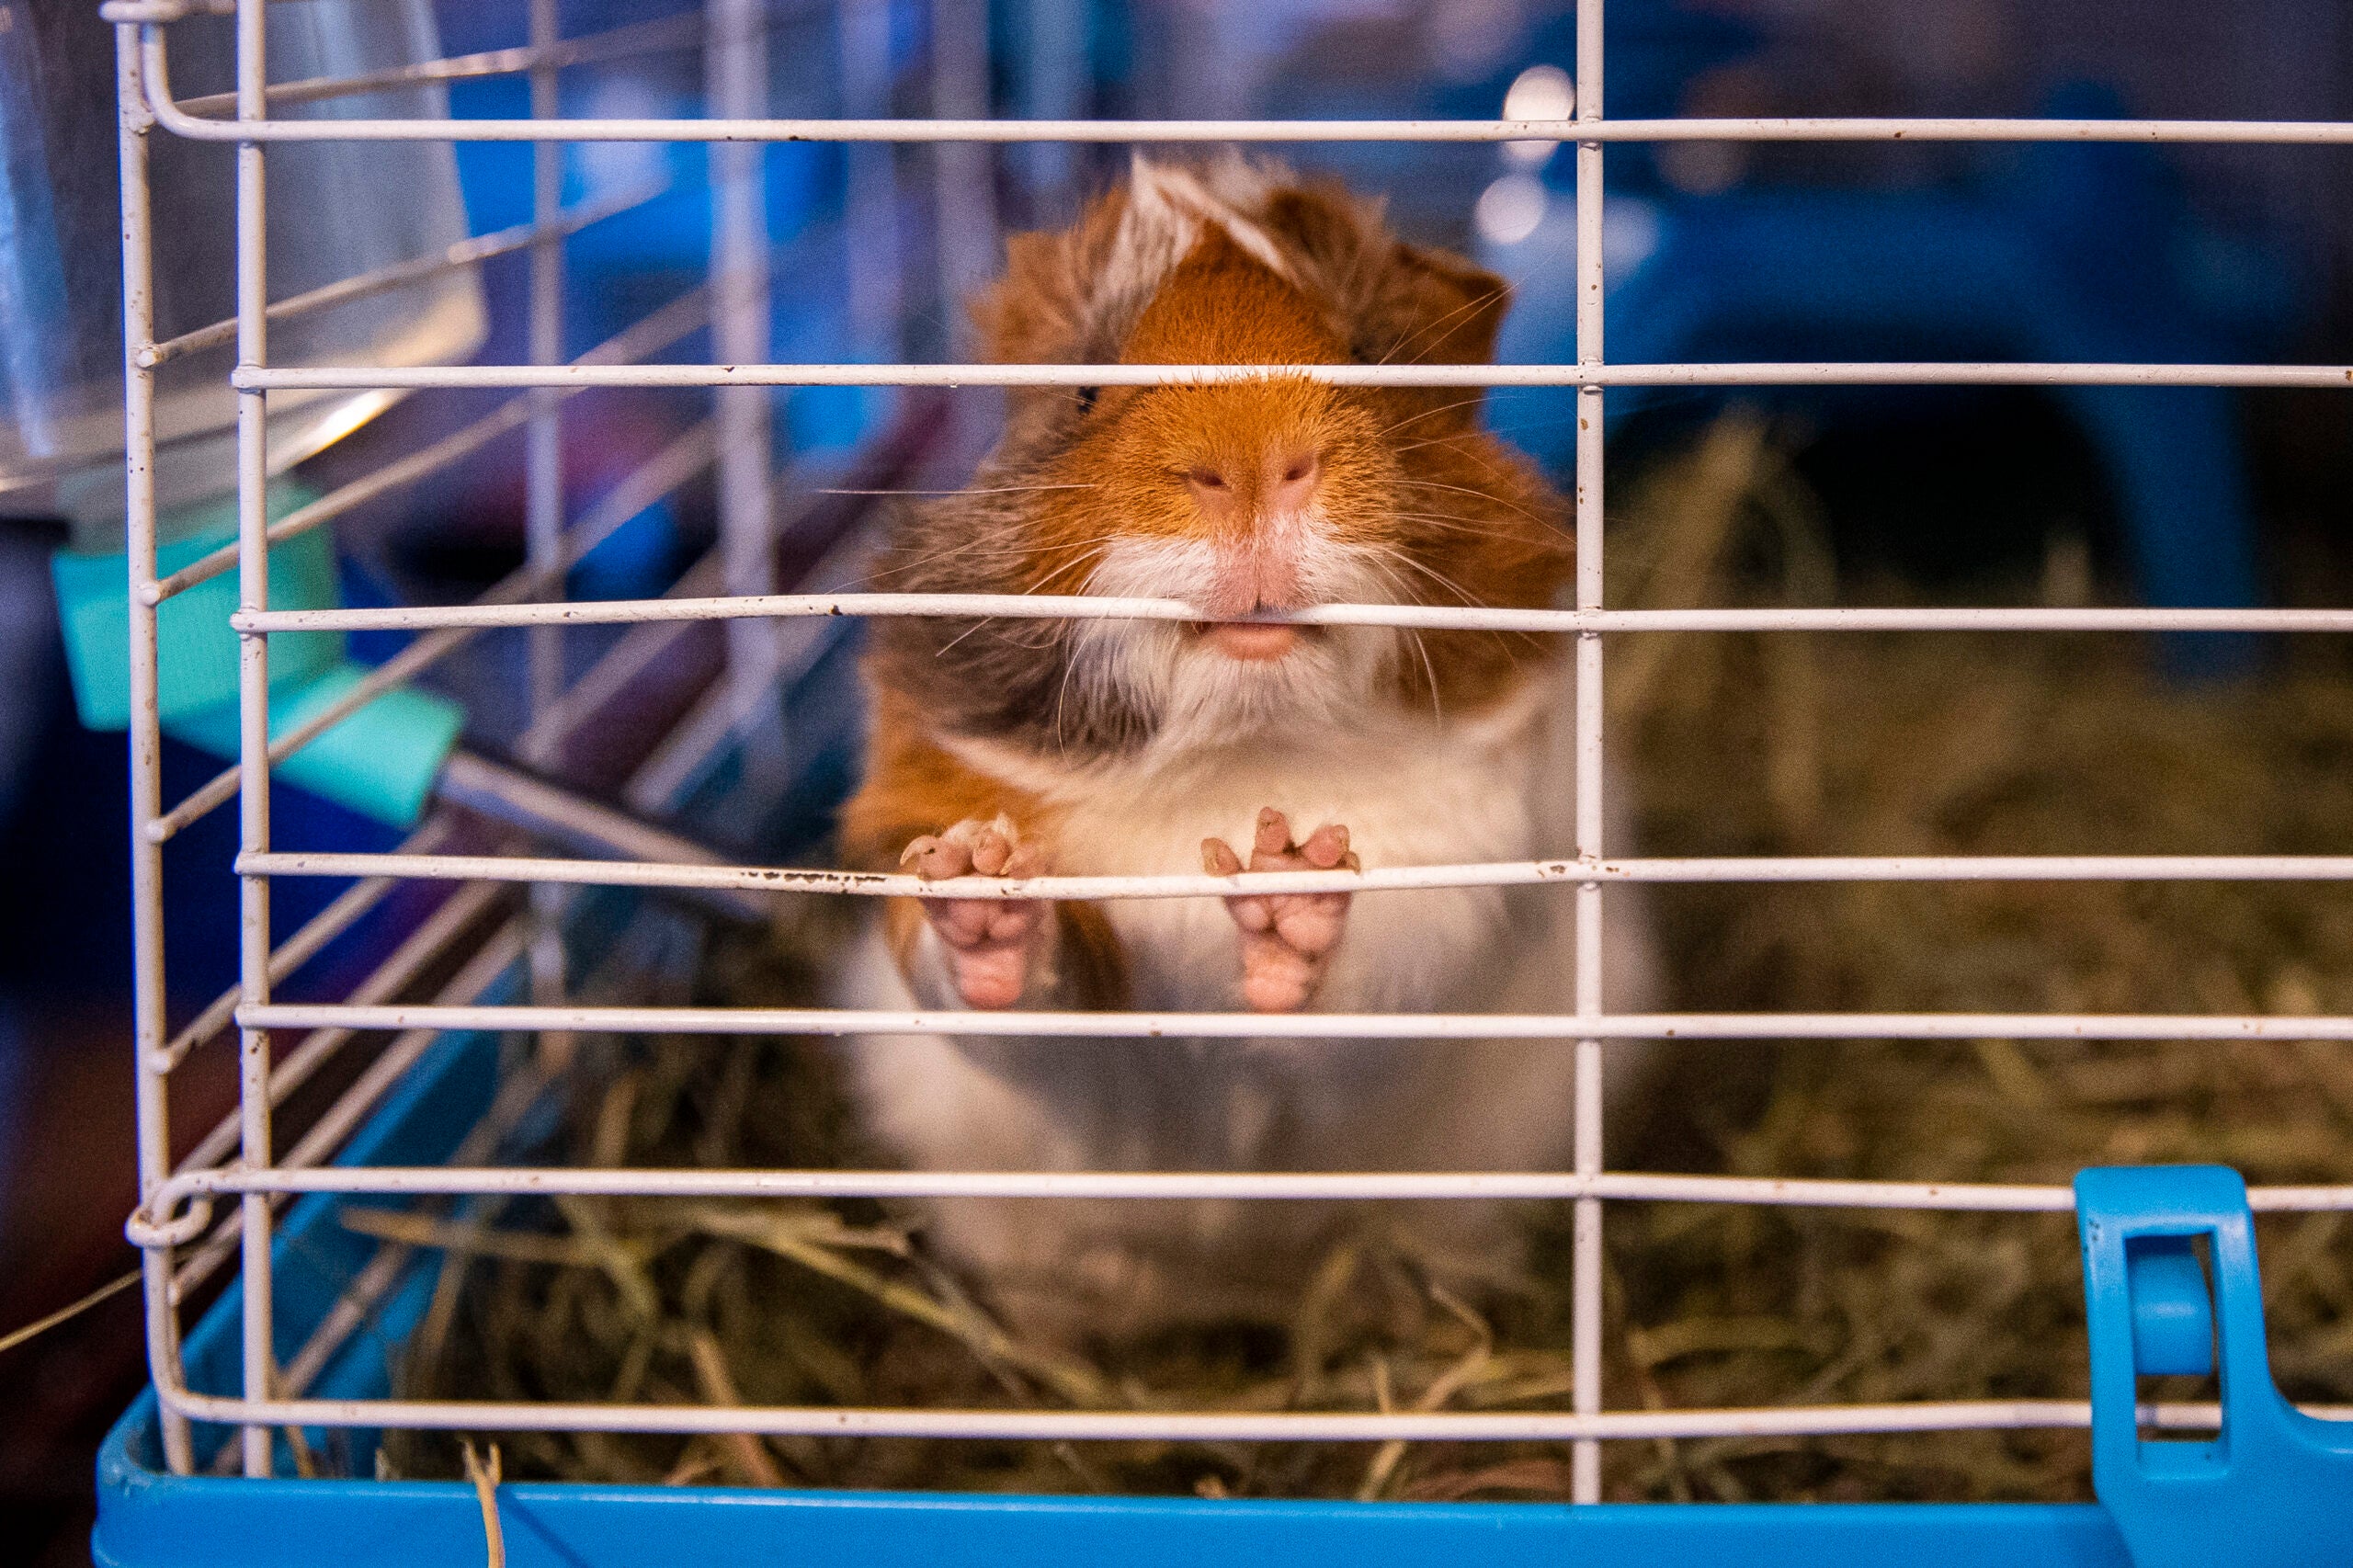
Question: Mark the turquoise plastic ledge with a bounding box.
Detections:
[53,508,345,731]
[51,501,462,826]
[163,665,462,829]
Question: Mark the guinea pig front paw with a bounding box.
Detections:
[901,815,1049,1010]
[1201,807,1359,1014]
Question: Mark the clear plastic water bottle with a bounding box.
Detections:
[0,0,486,548]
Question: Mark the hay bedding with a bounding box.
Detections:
[378,415,2353,1503]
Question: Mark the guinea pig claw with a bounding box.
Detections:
[1201,837,1245,878]
[969,828,1013,877]
[1253,808,1292,858]
[1300,823,1352,869]
[902,835,973,881]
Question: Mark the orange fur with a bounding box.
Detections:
[845,688,1130,1007]
[969,189,1570,715]
[837,689,1044,874]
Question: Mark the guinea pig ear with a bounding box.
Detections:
[1347,242,1512,433]
[970,200,1118,368]
[1364,241,1512,372]
[1257,184,1511,427]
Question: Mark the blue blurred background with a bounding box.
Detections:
[6,0,2353,1556]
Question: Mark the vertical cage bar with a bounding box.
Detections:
[1569,0,1607,1506]
[929,0,997,331]
[526,0,572,1062]
[1019,0,1083,206]
[838,0,901,357]
[232,0,277,1481]
[117,22,193,1478]
[708,0,779,727]
[526,0,566,734]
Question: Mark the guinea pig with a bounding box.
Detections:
[831,154,1658,1344]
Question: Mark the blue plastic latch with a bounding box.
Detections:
[2129,1234,2214,1378]
[2076,1165,2353,1568]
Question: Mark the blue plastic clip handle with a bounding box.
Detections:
[2075,1165,2353,1568]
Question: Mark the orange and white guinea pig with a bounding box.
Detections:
[833,154,1657,1341]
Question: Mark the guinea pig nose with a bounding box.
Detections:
[1186,464,1238,521]
[1267,449,1321,513]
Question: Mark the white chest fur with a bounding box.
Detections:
[949,676,1569,1015]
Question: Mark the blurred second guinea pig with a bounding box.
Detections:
[832,154,1658,1343]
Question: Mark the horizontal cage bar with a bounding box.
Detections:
[128,66,2353,147]
[144,1164,2084,1210]
[141,1387,2351,1444]
[168,12,703,120]
[227,1002,2353,1044]
[236,849,2353,899]
[228,594,2353,636]
[141,181,663,369]
[232,361,2353,391]
[152,283,711,606]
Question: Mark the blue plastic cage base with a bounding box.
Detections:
[94,990,2339,1566]
[93,1466,2134,1568]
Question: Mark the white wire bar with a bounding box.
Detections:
[231,1002,2353,1045]
[150,283,711,607]
[124,35,2353,149]
[129,1381,2353,1445]
[227,594,2353,637]
[231,0,275,1475]
[115,17,194,1477]
[1568,0,1606,1495]
[235,360,2353,392]
[142,182,664,369]
[131,1164,2353,1230]
[169,11,704,119]
[153,815,457,1074]
[707,0,780,742]
[521,0,572,1066]
[232,849,2353,901]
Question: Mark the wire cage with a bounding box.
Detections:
[86,0,2353,1562]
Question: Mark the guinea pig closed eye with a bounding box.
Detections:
[829,154,1660,1346]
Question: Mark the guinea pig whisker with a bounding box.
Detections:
[1362,545,1534,676]
[1382,508,1502,539]
[1362,543,1483,609]
[1373,287,1509,369]
[935,616,1014,657]
[1358,556,1448,723]
[1391,408,1588,458]
[1392,476,1550,528]
[1374,528,1561,657]
[1405,625,1444,723]
[1024,547,1113,597]
[867,527,1113,585]
[1366,396,1493,442]
[814,483,1104,497]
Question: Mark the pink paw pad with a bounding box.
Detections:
[901,815,1048,1009]
[1201,807,1359,1014]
